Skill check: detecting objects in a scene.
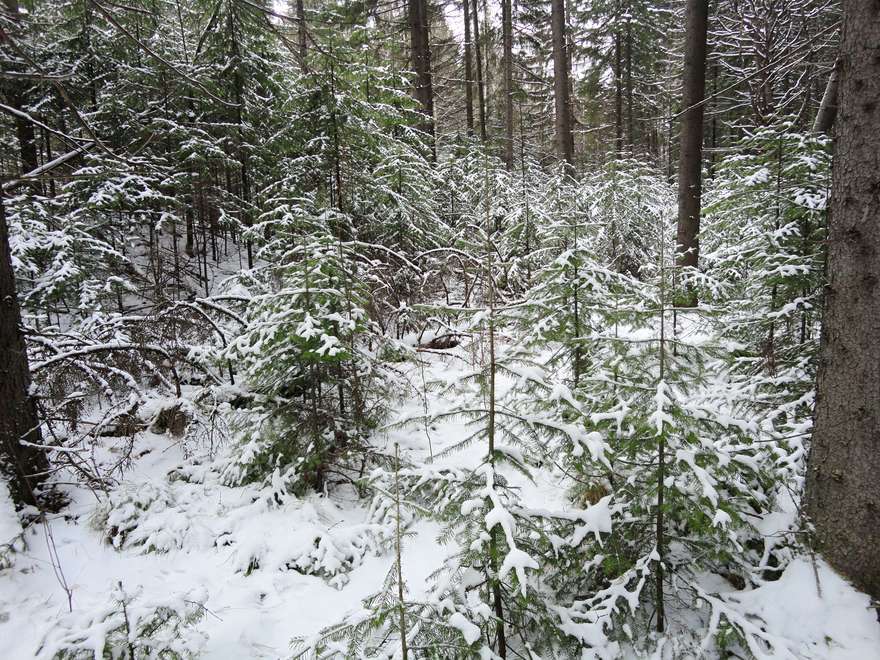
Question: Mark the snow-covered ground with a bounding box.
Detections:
[1,349,878,659]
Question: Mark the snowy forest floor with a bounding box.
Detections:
[1,345,879,659]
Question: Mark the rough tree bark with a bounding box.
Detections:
[805,0,880,600]
[674,0,709,306]
[501,0,514,169]
[408,0,435,152]
[0,189,50,508]
[551,0,574,169]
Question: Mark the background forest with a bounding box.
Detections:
[0,0,877,658]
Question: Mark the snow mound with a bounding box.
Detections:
[735,557,880,660]
[92,475,397,588]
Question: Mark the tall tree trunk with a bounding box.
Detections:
[626,20,634,148]
[550,0,574,169]
[228,8,253,269]
[296,0,307,67]
[0,188,50,508]
[463,0,475,136]
[674,0,709,306]
[708,61,718,177]
[11,89,38,177]
[805,0,880,601]
[43,126,56,197]
[184,206,195,258]
[614,31,623,156]
[501,0,514,169]
[472,0,487,141]
[408,0,435,153]
[483,183,506,658]
[2,0,40,191]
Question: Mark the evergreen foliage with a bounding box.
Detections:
[0,1,851,658]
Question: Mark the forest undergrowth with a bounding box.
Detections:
[1,1,877,656]
[2,143,878,659]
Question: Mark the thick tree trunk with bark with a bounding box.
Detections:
[408,0,435,149]
[463,0,475,136]
[805,0,880,600]
[501,0,514,169]
[0,190,50,508]
[675,0,709,306]
[551,0,574,168]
